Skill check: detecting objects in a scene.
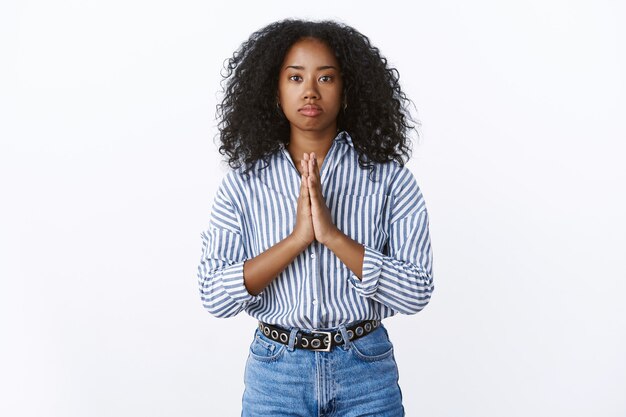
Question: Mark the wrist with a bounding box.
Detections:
[322,227,344,250]
[288,233,311,252]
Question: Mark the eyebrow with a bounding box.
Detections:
[284,65,338,71]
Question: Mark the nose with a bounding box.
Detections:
[303,78,319,100]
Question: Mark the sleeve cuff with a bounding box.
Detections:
[348,245,384,297]
[221,260,263,305]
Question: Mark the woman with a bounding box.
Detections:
[198,18,435,416]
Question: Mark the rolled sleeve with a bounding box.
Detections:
[349,245,384,297]
[221,260,261,305]
[348,167,434,315]
[197,177,262,318]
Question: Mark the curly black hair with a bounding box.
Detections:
[216,18,418,178]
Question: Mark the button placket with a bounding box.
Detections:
[310,242,322,328]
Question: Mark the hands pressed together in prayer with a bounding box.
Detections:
[291,152,340,247]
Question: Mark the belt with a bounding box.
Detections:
[258,319,380,352]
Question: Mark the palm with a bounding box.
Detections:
[305,153,338,244]
[292,159,315,247]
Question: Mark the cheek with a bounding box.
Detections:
[328,91,343,110]
[328,84,343,103]
[278,85,296,104]
[277,79,289,99]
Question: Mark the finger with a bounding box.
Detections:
[301,158,307,177]
[308,160,321,201]
[302,153,309,177]
[300,160,309,198]
[311,152,320,178]
[313,154,321,178]
[309,153,320,183]
[307,154,316,187]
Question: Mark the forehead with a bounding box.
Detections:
[281,38,340,69]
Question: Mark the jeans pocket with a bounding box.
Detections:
[248,329,286,363]
[349,326,394,362]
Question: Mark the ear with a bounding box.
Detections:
[275,94,283,115]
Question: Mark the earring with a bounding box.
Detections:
[342,98,348,112]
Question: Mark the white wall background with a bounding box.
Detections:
[1,0,624,416]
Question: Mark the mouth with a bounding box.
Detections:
[298,104,322,117]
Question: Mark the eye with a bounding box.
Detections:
[319,75,333,82]
[288,75,302,82]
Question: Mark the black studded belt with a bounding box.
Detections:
[258,320,380,352]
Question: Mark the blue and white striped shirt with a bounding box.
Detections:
[198,131,434,329]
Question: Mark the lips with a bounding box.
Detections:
[298,104,322,117]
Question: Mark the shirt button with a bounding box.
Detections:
[312,299,318,305]
[310,253,316,259]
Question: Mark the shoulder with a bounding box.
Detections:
[216,158,271,198]
[379,162,427,214]
[370,160,421,195]
[391,163,421,191]
[214,167,246,205]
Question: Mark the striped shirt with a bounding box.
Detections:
[197,130,434,329]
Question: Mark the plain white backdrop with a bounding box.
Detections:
[1,0,625,416]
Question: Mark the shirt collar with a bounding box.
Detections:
[335,130,354,148]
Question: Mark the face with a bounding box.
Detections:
[277,38,343,137]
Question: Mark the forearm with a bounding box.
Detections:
[243,234,309,296]
[325,229,365,280]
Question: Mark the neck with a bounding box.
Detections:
[286,127,338,172]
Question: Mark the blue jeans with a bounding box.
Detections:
[242,321,404,416]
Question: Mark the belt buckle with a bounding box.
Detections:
[310,330,332,352]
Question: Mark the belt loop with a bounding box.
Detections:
[338,324,351,350]
[287,328,299,352]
